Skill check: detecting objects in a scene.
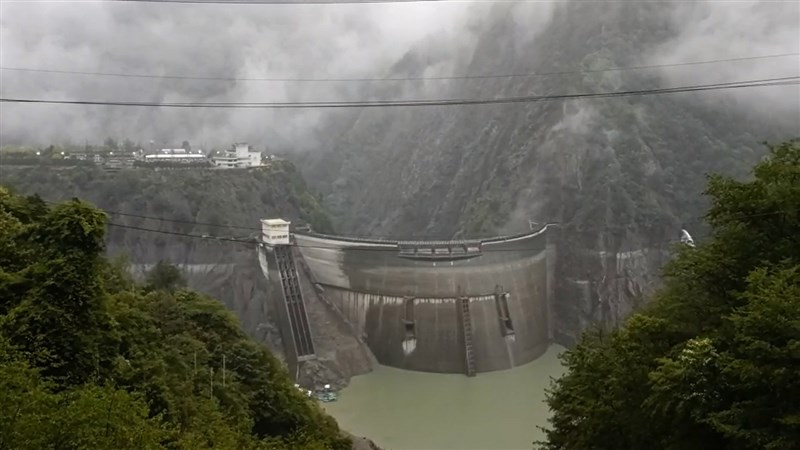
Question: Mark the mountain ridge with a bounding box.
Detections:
[302,2,796,240]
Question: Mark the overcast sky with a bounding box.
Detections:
[0,0,797,150]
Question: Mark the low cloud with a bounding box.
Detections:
[1,1,797,150]
[0,1,490,149]
[646,1,800,123]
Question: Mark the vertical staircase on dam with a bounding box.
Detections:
[274,245,316,360]
[459,297,477,377]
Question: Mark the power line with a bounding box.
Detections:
[3,76,798,109]
[109,0,608,4]
[106,221,695,252]
[112,0,786,4]
[0,0,690,4]
[2,53,796,83]
[101,210,675,239]
[38,194,797,235]
[91,205,795,249]
[104,209,797,252]
[107,209,260,232]
[34,197,793,247]
[42,199,618,240]
[3,0,670,4]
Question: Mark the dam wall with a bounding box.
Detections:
[290,225,555,374]
[260,221,674,377]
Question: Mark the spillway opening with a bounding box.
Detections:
[402,297,417,356]
[403,297,416,338]
[494,289,515,337]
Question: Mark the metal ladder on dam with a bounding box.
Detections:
[459,297,477,377]
[274,245,316,359]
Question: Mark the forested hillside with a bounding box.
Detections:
[0,189,351,449]
[0,160,334,239]
[538,140,800,449]
[0,162,334,350]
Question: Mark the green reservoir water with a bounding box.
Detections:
[324,345,566,450]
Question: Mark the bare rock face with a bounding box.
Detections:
[552,229,673,345]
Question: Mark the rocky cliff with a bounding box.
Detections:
[300,1,799,341]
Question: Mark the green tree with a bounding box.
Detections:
[145,260,188,292]
[0,337,166,450]
[1,198,116,386]
[0,188,351,449]
[539,140,800,450]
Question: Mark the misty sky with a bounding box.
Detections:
[0,0,798,150]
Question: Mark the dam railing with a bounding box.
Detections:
[293,223,556,248]
[274,245,316,360]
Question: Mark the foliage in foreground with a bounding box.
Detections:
[538,140,800,450]
[0,189,350,449]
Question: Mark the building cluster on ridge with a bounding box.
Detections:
[141,142,267,168]
[6,142,276,171]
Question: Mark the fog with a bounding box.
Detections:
[647,1,800,123]
[0,1,493,149]
[0,0,797,150]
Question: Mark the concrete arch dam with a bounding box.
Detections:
[259,225,559,376]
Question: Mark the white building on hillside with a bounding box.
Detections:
[142,148,208,165]
[213,143,262,169]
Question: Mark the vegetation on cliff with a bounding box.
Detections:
[0,188,350,449]
[538,139,800,449]
[0,159,335,239]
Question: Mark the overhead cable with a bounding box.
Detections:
[40,200,681,240]
[2,53,797,83]
[92,204,793,236]
[2,76,798,109]
[103,212,798,252]
[106,221,701,252]
[36,199,792,245]
[110,0,593,4]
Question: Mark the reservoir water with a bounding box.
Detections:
[324,345,566,450]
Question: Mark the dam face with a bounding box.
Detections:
[262,225,558,375]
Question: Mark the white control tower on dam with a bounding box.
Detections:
[259,219,559,377]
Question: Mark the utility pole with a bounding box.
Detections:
[222,355,226,387]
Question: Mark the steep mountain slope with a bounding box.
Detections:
[306,2,795,239]
[302,2,798,340]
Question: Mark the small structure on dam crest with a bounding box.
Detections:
[259,218,560,377]
[261,218,291,245]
